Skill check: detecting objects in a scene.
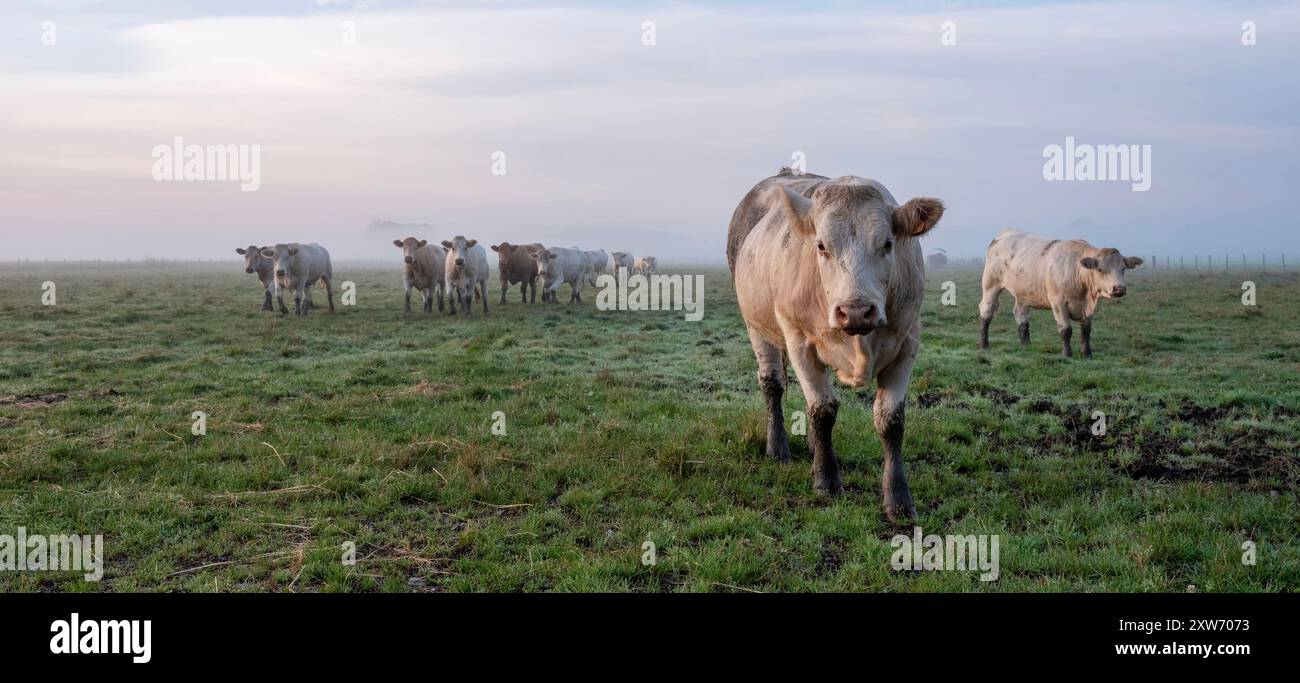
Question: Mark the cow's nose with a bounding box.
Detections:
[245,267,254,274]
[833,302,880,335]
[276,269,285,276]
[455,258,465,266]
[404,256,414,264]
[1112,285,1127,297]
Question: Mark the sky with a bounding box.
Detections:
[1,0,1297,263]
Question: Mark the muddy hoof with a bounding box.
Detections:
[883,497,917,523]
[813,476,844,497]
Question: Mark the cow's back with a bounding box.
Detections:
[503,243,543,282]
[726,170,830,278]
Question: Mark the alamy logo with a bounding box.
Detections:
[595,270,704,321]
[0,527,103,581]
[50,613,151,663]
[890,526,1000,581]
[1042,136,1151,192]
[151,136,261,191]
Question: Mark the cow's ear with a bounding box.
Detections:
[467,239,477,248]
[893,197,944,237]
[441,240,453,249]
[768,185,814,234]
[490,245,500,252]
[1080,257,1100,270]
[393,240,403,248]
[236,248,246,254]
[1124,256,1144,269]
[417,239,427,248]
[260,249,275,258]
[546,250,557,259]
[288,247,299,256]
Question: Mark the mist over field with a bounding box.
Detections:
[2,1,1298,263]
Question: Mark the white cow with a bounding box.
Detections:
[532,247,587,304]
[610,251,635,276]
[262,243,335,316]
[393,237,446,313]
[583,249,609,286]
[441,235,489,315]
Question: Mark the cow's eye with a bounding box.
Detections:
[883,239,893,252]
[816,241,827,253]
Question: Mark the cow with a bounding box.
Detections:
[582,249,609,286]
[532,247,587,304]
[442,235,489,315]
[235,245,275,311]
[978,229,1142,358]
[490,242,543,304]
[633,256,658,274]
[393,237,446,313]
[610,251,635,276]
[261,243,335,316]
[728,169,943,522]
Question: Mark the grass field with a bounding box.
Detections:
[1,262,1297,592]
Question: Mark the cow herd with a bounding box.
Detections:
[236,240,657,316]
[728,168,1143,521]
[237,167,1145,522]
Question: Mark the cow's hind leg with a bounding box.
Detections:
[978,281,1002,350]
[1013,300,1031,347]
[480,281,489,314]
[875,339,920,522]
[748,327,790,463]
[785,336,842,496]
[322,276,336,313]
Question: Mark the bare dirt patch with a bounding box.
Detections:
[0,393,68,408]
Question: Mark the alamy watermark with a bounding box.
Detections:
[1,527,103,581]
[152,136,261,191]
[594,269,704,321]
[1042,136,1151,192]
[890,526,999,582]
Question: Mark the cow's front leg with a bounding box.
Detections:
[1051,300,1072,357]
[785,338,841,496]
[276,287,289,316]
[500,278,508,305]
[404,283,413,313]
[424,287,433,313]
[262,288,273,311]
[875,341,919,522]
[437,283,445,312]
[747,326,789,463]
[480,282,489,314]
[570,280,581,304]
[1081,317,1093,358]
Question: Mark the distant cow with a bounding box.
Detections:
[393,237,446,313]
[532,247,586,304]
[582,249,609,286]
[442,235,489,315]
[236,245,275,311]
[633,256,657,274]
[978,229,1142,358]
[610,251,635,275]
[490,242,543,304]
[261,243,335,316]
[728,170,943,521]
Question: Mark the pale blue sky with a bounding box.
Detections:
[1,1,1296,262]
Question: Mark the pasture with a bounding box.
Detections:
[0,263,1297,592]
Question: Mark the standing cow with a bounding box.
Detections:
[393,237,446,313]
[633,256,657,274]
[979,229,1142,358]
[236,245,275,311]
[442,235,489,315]
[610,251,635,276]
[532,247,587,304]
[583,249,609,286]
[729,170,943,521]
[261,243,335,316]
[490,242,543,304]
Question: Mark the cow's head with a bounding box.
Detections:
[235,245,269,274]
[440,235,477,270]
[393,237,428,264]
[769,179,943,335]
[490,242,520,269]
[1080,249,1142,298]
[260,244,299,277]
[531,249,561,285]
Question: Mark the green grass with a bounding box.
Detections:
[0,263,1297,592]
